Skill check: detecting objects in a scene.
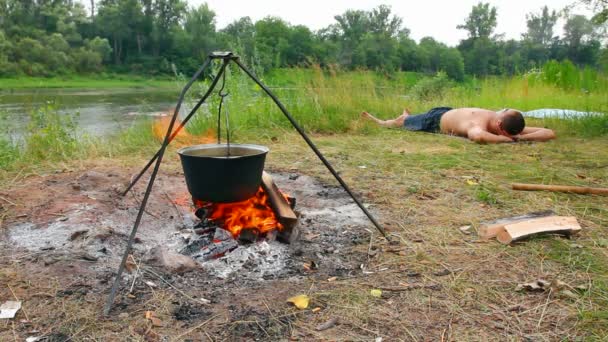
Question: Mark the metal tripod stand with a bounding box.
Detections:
[104,51,388,315]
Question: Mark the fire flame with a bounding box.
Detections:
[194,187,284,237]
[152,116,215,147]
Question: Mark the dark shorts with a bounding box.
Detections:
[403,107,453,133]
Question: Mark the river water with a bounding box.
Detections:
[0,87,181,139]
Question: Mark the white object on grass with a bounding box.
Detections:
[525,108,604,118]
[0,301,22,319]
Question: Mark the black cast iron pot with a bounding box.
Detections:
[177,143,269,203]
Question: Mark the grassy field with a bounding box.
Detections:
[1,67,608,339]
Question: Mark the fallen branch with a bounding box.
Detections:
[512,183,608,196]
[358,283,441,291]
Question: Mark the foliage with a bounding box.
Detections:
[531,59,608,92]
[22,104,81,161]
[581,0,608,24]
[409,72,452,102]
[0,103,90,170]
[0,1,605,79]
[457,2,498,39]
[524,6,559,47]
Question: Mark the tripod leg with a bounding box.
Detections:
[232,59,389,240]
[122,59,229,196]
[103,60,230,316]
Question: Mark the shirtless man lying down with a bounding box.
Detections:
[361,107,556,143]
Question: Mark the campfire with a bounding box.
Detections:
[179,172,299,262]
[193,187,286,237]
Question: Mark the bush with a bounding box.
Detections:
[409,72,452,101]
[0,56,21,77]
[85,37,112,62]
[72,48,103,73]
[22,104,80,162]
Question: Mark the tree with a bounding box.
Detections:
[563,15,595,49]
[457,2,497,39]
[85,36,112,61]
[97,0,143,64]
[524,6,559,46]
[368,4,402,37]
[581,0,608,24]
[182,3,216,59]
[334,9,369,66]
[220,17,255,61]
[286,25,314,65]
[151,0,187,56]
[563,14,601,66]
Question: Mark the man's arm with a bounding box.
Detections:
[467,127,514,144]
[514,127,556,142]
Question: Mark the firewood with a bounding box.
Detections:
[277,220,300,244]
[512,183,608,196]
[478,210,554,239]
[238,228,259,244]
[261,172,298,225]
[496,216,581,244]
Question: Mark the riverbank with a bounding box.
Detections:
[0,75,179,90]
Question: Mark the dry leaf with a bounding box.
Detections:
[315,317,338,331]
[125,254,137,273]
[150,317,163,327]
[287,295,310,309]
[370,289,382,298]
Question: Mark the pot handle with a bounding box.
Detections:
[216,69,231,157]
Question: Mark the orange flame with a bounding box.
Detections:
[194,187,284,237]
[153,116,215,147]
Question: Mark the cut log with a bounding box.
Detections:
[496,216,581,244]
[261,172,298,225]
[238,228,259,244]
[512,183,608,196]
[478,210,554,239]
[277,220,300,244]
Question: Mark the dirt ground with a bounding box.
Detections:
[1,131,608,341]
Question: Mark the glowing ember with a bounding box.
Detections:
[194,187,284,237]
[152,115,215,147]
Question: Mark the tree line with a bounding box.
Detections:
[0,0,606,80]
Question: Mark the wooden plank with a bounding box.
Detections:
[261,172,298,225]
[512,183,608,196]
[496,216,581,244]
[478,210,554,239]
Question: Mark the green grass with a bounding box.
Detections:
[0,66,607,177]
[180,66,608,138]
[0,75,178,90]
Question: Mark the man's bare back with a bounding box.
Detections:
[361,107,556,144]
[439,108,494,135]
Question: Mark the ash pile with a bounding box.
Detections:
[3,170,372,284]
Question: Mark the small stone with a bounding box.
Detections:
[146,246,200,274]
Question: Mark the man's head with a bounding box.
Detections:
[497,109,525,136]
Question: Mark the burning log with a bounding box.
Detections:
[192,228,238,261]
[261,172,299,244]
[277,221,300,244]
[261,172,297,227]
[238,228,260,244]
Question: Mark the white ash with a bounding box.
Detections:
[201,241,289,280]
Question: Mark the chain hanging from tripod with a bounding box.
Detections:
[216,65,231,156]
